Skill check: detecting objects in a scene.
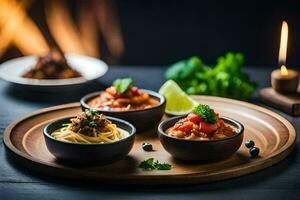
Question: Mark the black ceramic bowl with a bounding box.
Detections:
[158,116,244,162]
[43,116,136,165]
[80,89,166,131]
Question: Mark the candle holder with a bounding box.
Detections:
[260,21,300,116]
[261,67,300,116]
[271,68,299,94]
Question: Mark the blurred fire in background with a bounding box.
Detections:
[0,0,124,64]
[0,0,299,66]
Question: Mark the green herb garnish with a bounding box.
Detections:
[138,158,172,171]
[113,78,133,94]
[62,123,69,127]
[86,109,98,116]
[85,109,99,127]
[193,104,217,124]
[165,52,257,100]
[154,160,172,170]
[139,158,156,170]
[87,120,96,128]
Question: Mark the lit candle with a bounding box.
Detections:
[271,21,299,93]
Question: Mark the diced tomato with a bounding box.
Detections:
[177,121,194,132]
[130,86,140,96]
[199,122,218,133]
[173,122,181,129]
[187,113,202,123]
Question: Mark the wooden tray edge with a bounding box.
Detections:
[3,98,297,185]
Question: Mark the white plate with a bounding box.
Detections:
[0,54,108,89]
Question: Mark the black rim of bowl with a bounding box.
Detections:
[43,116,136,146]
[80,89,166,113]
[158,116,244,143]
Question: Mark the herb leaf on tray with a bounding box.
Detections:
[165,52,257,100]
[139,158,172,171]
[154,160,172,170]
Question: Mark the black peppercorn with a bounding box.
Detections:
[249,147,260,157]
[142,143,153,151]
[245,140,255,148]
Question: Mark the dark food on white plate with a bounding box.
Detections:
[22,49,81,80]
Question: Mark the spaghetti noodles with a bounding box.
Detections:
[51,110,129,144]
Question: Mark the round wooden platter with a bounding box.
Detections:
[3,96,296,185]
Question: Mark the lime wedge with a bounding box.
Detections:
[159,80,197,115]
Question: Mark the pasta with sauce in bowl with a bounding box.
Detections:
[80,78,166,130]
[158,104,244,162]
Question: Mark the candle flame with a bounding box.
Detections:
[281,65,289,76]
[278,21,288,66]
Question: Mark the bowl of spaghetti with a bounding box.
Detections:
[43,109,136,164]
[80,78,166,131]
[158,104,244,162]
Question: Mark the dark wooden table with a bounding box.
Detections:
[1,66,299,200]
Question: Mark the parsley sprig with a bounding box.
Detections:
[139,158,172,171]
[85,109,99,127]
[87,121,96,128]
[86,109,98,116]
[165,53,257,100]
[113,78,133,93]
[193,104,217,124]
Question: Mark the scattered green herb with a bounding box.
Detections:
[113,78,133,93]
[87,120,96,128]
[139,158,171,171]
[86,109,98,116]
[139,158,156,170]
[165,52,257,100]
[193,104,217,124]
[154,160,172,170]
[84,109,99,128]
[62,123,69,127]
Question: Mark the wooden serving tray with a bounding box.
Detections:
[3,96,296,185]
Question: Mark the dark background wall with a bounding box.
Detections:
[116,0,300,67]
[2,0,300,67]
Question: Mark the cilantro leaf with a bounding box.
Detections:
[165,56,203,81]
[113,78,133,93]
[154,160,172,170]
[193,104,217,124]
[87,120,96,128]
[86,109,98,116]
[164,52,257,100]
[138,158,156,170]
[139,158,172,171]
